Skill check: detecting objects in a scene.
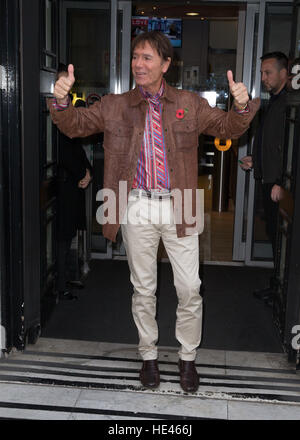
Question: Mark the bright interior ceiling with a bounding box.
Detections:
[132,2,241,19]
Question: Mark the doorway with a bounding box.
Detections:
[1,0,293,357]
[40,0,287,354]
[78,0,293,267]
[130,2,243,263]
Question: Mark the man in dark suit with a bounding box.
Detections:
[240,52,288,304]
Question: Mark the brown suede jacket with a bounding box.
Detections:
[48,82,260,242]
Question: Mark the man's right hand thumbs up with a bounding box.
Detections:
[54,64,75,105]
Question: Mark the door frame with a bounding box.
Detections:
[0,0,23,356]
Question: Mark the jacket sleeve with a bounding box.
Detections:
[47,97,106,139]
[198,96,260,139]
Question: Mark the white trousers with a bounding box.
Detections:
[121,191,203,361]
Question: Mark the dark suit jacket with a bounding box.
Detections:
[252,88,287,184]
[57,133,93,240]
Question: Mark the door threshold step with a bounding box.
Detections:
[0,338,299,405]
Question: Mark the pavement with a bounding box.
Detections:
[0,337,300,421]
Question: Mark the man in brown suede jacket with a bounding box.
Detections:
[49,31,259,393]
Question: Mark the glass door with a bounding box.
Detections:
[60,1,131,261]
[291,0,300,58]
[40,0,59,303]
[233,0,293,267]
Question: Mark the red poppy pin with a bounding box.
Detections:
[176,108,188,119]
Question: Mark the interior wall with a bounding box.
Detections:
[181,19,209,79]
[209,20,238,78]
[170,19,238,86]
[68,10,110,91]
[264,16,292,55]
[209,20,238,49]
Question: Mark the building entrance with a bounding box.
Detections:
[0,0,296,362]
[75,0,293,266]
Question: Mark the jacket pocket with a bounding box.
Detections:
[172,119,199,151]
[104,120,133,154]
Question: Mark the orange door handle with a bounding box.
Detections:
[214,138,232,151]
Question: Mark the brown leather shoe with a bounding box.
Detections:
[178,360,199,393]
[140,360,160,389]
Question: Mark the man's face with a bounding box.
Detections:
[260,58,287,94]
[132,41,171,95]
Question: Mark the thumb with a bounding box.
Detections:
[68,64,75,82]
[227,70,235,88]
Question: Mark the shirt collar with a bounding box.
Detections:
[139,80,165,102]
[129,80,176,107]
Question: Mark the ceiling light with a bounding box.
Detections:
[186,12,200,16]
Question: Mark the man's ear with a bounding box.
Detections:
[279,68,288,81]
[162,57,171,73]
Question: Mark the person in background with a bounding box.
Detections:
[56,65,93,300]
[239,52,288,305]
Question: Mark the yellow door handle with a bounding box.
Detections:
[214,138,232,151]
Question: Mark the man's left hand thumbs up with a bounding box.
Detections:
[227,70,249,110]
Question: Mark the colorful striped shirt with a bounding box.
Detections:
[132,81,170,192]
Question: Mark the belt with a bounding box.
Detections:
[131,189,172,200]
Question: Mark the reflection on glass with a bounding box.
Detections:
[67,8,110,96]
[46,55,54,68]
[46,219,53,269]
[264,4,293,55]
[46,114,52,163]
[116,11,123,94]
[250,13,259,98]
[241,12,259,244]
[45,0,52,52]
[296,6,300,58]
[46,205,54,221]
[46,166,53,179]
[279,222,288,282]
[286,108,296,178]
